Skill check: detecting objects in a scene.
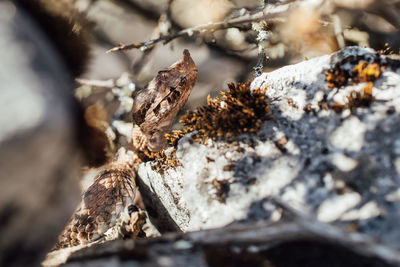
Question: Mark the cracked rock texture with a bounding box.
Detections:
[138,47,400,252]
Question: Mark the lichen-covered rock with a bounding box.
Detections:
[137,46,400,254]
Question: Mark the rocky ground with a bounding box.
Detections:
[140,47,400,246]
[2,1,400,266]
[44,46,400,266]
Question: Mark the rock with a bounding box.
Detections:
[0,2,82,266]
[137,46,400,256]
[61,212,400,266]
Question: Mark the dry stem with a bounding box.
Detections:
[107,3,292,53]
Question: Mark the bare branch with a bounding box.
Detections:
[131,0,173,75]
[75,78,116,88]
[253,49,267,77]
[107,3,292,53]
[331,14,346,49]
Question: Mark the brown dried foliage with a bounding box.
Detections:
[346,88,374,109]
[377,43,394,55]
[149,150,182,173]
[332,87,374,113]
[166,82,270,146]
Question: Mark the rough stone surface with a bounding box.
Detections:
[0,3,81,266]
[137,46,400,254]
[61,214,400,267]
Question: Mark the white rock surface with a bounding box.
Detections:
[137,47,400,250]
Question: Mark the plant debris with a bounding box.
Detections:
[148,149,182,173]
[331,89,374,113]
[211,179,230,203]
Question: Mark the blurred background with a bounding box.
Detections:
[71,0,400,112]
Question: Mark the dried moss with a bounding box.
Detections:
[377,43,394,55]
[331,88,374,113]
[149,149,182,173]
[134,146,181,173]
[325,67,349,88]
[346,88,374,108]
[166,82,271,146]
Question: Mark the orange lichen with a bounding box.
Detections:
[352,61,384,83]
[131,148,175,172]
[325,59,385,89]
[324,57,385,112]
[166,82,270,146]
[325,67,348,88]
[146,150,182,173]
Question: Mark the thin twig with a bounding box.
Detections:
[75,78,116,88]
[107,3,292,53]
[331,14,345,49]
[253,49,266,77]
[131,0,173,75]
